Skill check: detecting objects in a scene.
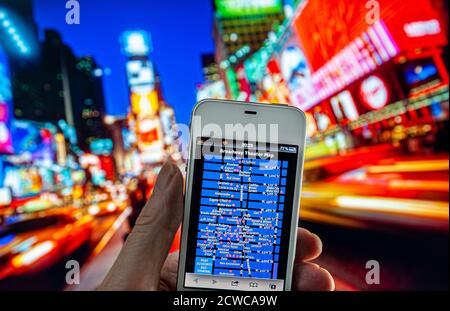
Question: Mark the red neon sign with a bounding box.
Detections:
[290,22,398,110]
[294,0,448,72]
[359,75,390,110]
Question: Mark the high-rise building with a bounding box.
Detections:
[6,28,109,150]
[121,30,165,165]
[74,56,109,150]
[18,29,74,124]
[213,0,284,62]
[0,0,43,120]
[1,1,110,150]
[212,0,285,98]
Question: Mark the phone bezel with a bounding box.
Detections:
[176,99,307,291]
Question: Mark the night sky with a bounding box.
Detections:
[33,0,215,124]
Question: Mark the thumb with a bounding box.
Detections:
[99,162,184,290]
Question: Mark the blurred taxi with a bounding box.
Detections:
[86,190,129,217]
[87,199,127,217]
[300,156,449,231]
[0,208,93,280]
[16,193,63,214]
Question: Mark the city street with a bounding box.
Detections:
[65,211,130,291]
[3,151,448,291]
[0,149,448,291]
[0,196,130,290]
[304,221,449,290]
[301,152,449,290]
[301,155,449,231]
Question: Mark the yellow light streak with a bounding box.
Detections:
[11,241,56,267]
[368,159,449,173]
[388,180,449,192]
[334,195,448,220]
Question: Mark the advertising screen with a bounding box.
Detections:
[3,165,42,198]
[278,39,311,93]
[159,107,175,145]
[403,59,441,88]
[39,167,56,192]
[196,80,227,102]
[0,186,12,206]
[137,117,164,164]
[12,120,55,162]
[121,31,152,56]
[126,60,155,89]
[130,89,159,118]
[90,138,113,156]
[122,127,135,151]
[0,46,13,154]
[275,28,312,106]
[289,19,400,110]
[294,0,448,72]
[215,0,282,17]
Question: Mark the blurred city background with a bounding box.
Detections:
[0,0,448,291]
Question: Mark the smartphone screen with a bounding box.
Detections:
[182,137,299,291]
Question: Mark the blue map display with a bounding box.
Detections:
[194,156,288,280]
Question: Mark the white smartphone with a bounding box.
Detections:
[177,99,307,291]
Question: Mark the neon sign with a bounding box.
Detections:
[404,19,441,38]
[360,75,390,110]
[121,31,152,57]
[0,47,13,154]
[215,0,282,17]
[290,21,399,111]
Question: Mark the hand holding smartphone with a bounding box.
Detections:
[177,99,307,291]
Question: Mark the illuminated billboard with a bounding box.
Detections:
[196,80,227,101]
[159,106,175,145]
[294,0,448,71]
[279,43,311,92]
[137,117,164,164]
[0,46,13,154]
[11,120,56,162]
[215,0,282,17]
[0,186,12,206]
[121,31,152,57]
[130,89,159,118]
[137,118,161,146]
[289,22,399,111]
[359,75,390,110]
[275,28,312,107]
[90,138,113,156]
[3,165,42,198]
[126,59,155,89]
